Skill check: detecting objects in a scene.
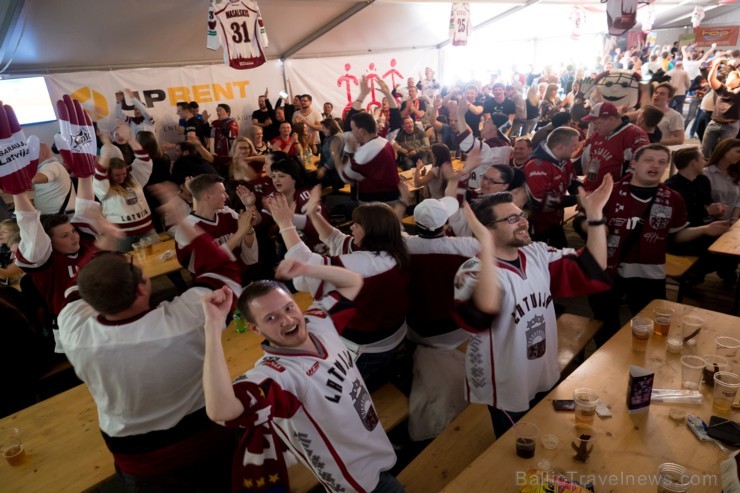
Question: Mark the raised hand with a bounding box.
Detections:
[463,202,493,250]
[0,102,39,194]
[236,184,256,208]
[54,95,97,178]
[266,193,294,229]
[578,173,613,219]
[201,286,234,330]
[304,185,322,216]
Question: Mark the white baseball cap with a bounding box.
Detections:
[414,196,459,231]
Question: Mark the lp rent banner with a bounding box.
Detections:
[44,62,284,143]
[285,50,439,118]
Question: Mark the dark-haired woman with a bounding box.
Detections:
[270,188,409,386]
[413,143,451,199]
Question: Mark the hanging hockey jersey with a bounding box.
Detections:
[449,3,471,47]
[212,0,269,70]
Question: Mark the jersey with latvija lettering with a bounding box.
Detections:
[227,293,396,493]
[212,0,269,70]
[453,242,611,411]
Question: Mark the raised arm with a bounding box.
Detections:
[352,76,371,112]
[275,258,363,302]
[709,57,725,91]
[466,204,500,314]
[202,286,245,422]
[578,173,613,270]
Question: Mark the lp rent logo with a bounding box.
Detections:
[78,80,252,114]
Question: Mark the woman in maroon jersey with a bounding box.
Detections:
[269,187,410,388]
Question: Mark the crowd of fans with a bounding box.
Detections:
[1,39,740,493]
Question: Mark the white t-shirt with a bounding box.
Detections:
[667,68,691,96]
[705,165,740,220]
[657,108,684,140]
[33,158,76,214]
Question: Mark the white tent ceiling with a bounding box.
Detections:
[0,0,739,74]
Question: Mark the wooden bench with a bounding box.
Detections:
[288,382,410,493]
[397,314,601,493]
[665,254,699,303]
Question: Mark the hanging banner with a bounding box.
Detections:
[693,26,739,47]
[44,62,284,143]
[285,50,439,120]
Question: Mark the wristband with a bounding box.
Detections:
[587,218,607,226]
[245,230,255,236]
[279,226,296,233]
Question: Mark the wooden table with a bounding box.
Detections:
[131,238,182,279]
[708,219,740,313]
[0,292,315,492]
[440,300,738,493]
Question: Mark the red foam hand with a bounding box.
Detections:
[54,95,97,178]
[0,102,39,194]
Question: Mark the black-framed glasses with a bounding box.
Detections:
[490,211,528,225]
[481,175,508,186]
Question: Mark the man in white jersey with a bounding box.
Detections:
[453,176,613,438]
[202,260,405,493]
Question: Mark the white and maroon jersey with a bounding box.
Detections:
[15,198,100,321]
[455,129,512,189]
[577,122,649,191]
[523,144,578,234]
[604,179,688,280]
[175,207,258,273]
[449,3,471,47]
[212,0,269,70]
[285,230,409,354]
[453,243,611,411]
[58,233,242,437]
[94,149,153,237]
[339,137,400,203]
[227,293,396,493]
[211,118,239,157]
[406,235,480,348]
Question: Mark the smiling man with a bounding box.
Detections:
[589,143,729,345]
[201,259,405,493]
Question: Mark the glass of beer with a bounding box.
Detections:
[713,371,740,413]
[652,306,675,337]
[573,388,599,425]
[1,427,25,466]
[631,317,653,352]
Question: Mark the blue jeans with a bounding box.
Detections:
[702,119,740,157]
[371,471,407,493]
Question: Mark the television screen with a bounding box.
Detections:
[0,76,57,125]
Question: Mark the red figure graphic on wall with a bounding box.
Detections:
[365,63,382,111]
[382,58,404,91]
[337,62,359,118]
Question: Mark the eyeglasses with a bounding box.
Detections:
[481,175,508,186]
[490,211,528,225]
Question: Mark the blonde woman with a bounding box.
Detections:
[94,132,157,251]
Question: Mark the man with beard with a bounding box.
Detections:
[452,175,613,437]
[251,88,276,140]
[292,94,323,146]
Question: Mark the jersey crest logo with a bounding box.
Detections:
[349,379,379,431]
[648,204,671,230]
[260,357,285,372]
[525,314,547,360]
